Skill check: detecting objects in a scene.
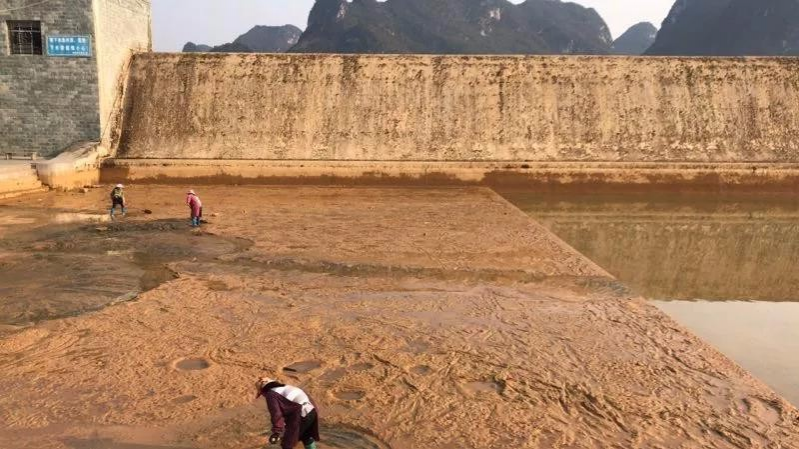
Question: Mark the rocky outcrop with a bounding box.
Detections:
[611,22,657,55]
[182,25,301,54]
[182,42,212,53]
[231,25,302,53]
[647,0,799,55]
[290,0,613,54]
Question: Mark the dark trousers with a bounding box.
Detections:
[298,410,318,445]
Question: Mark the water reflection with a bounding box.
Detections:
[501,190,799,406]
[502,191,799,301]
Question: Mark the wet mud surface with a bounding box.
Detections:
[1,186,798,449]
[0,217,247,330]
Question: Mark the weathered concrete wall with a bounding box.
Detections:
[92,0,151,148]
[0,0,101,155]
[117,53,799,162]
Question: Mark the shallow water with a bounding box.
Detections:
[655,300,799,406]
[0,210,249,329]
[502,190,799,405]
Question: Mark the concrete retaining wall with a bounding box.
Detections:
[117,53,799,163]
[0,163,43,198]
[93,0,152,148]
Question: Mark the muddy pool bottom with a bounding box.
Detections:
[0,218,249,331]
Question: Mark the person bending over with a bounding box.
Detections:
[255,377,320,449]
[186,189,203,227]
[109,184,126,218]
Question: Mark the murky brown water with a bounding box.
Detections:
[0,209,249,331]
[502,190,799,406]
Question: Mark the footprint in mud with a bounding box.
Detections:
[172,395,198,404]
[410,365,432,376]
[737,396,782,425]
[321,424,391,449]
[335,390,366,401]
[206,280,231,291]
[283,360,323,374]
[350,362,374,372]
[174,357,211,372]
[318,362,373,385]
[464,380,503,395]
[406,340,431,354]
[319,367,348,384]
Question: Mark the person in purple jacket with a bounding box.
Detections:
[256,377,320,449]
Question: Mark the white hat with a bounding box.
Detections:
[255,376,276,398]
[188,189,195,195]
[116,184,124,188]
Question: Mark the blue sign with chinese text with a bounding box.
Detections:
[47,36,92,57]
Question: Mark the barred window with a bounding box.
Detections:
[8,21,43,55]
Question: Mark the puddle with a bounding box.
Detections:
[284,360,323,373]
[501,190,799,406]
[0,218,250,327]
[335,390,366,401]
[174,358,211,372]
[464,381,502,395]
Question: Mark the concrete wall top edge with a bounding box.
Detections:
[135,52,799,63]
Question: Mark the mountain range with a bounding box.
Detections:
[647,0,799,55]
[181,0,799,57]
[183,25,302,54]
[611,22,658,56]
[291,0,612,55]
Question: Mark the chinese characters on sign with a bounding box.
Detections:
[47,36,92,57]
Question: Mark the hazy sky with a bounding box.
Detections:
[153,0,675,52]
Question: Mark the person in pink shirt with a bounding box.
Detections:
[186,189,203,227]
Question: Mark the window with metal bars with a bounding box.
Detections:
[7,21,43,55]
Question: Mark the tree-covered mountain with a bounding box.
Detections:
[182,25,302,53]
[611,22,657,55]
[647,0,799,56]
[290,0,613,55]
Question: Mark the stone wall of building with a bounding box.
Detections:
[92,0,151,148]
[117,53,799,162]
[0,0,100,155]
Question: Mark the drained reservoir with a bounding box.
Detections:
[502,190,799,406]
